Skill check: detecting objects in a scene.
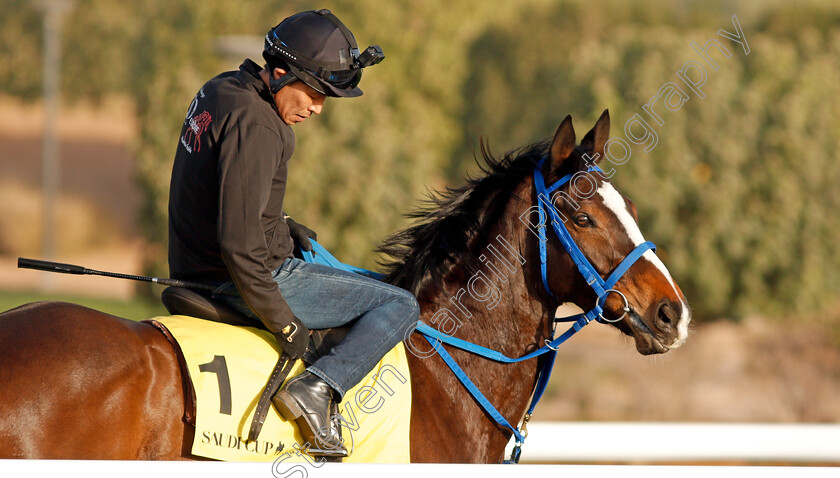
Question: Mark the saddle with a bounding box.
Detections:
[160,286,350,445]
[160,286,350,366]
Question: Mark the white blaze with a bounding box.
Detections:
[596,182,690,346]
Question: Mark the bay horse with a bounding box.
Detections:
[0,111,690,462]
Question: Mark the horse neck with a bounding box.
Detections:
[407,179,558,462]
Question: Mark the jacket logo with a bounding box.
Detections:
[181,88,212,154]
[181,111,213,153]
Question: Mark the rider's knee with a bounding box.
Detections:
[393,291,420,330]
[403,292,420,319]
[400,296,421,339]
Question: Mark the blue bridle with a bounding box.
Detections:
[415,158,655,463]
[533,157,656,323]
[301,158,656,463]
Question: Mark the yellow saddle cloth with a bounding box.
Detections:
[153,315,412,463]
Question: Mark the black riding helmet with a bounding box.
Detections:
[263,9,384,97]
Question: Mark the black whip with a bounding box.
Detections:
[17,257,217,292]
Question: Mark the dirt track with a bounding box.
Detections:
[541,310,840,423]
[0,96,142,298]
[0,96,139,236]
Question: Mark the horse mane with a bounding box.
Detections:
[377,138,552,295]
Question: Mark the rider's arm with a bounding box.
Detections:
[216,122,296,334]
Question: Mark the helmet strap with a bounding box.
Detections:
[268,72,297,95]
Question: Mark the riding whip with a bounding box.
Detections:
[17,257,217,292]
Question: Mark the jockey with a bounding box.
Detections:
[167,9,419,456]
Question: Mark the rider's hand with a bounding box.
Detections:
[286,217,317,252]
[276,316,309,359]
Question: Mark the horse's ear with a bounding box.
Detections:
[580,109,610,159]
[550,115,576,169]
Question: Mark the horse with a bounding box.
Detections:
[0,111,690,462]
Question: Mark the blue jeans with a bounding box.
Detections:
[214,257,419,399]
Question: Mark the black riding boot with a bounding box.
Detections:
[273,371,348,456]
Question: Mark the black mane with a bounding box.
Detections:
[377,139,551,295]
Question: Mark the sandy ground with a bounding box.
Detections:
[0,96,139,236]
[539,307,840,423]
[0,96,142,298]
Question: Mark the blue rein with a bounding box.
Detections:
[299,159,656,463]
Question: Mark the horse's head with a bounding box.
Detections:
[538,111,690,355]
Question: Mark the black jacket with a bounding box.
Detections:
[168,59,297,333]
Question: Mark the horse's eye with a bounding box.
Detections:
[573,213,592,227]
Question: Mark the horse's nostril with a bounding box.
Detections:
[657,303,673,325]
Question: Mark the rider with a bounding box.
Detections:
[167,9,420,456]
